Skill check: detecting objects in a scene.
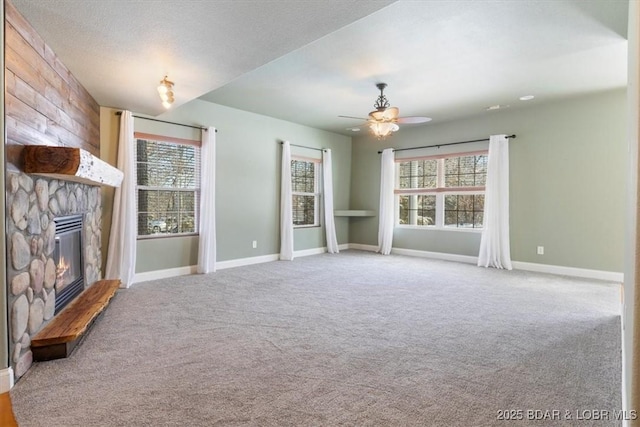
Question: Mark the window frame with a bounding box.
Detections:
[291,155,321,228]
[395,150,488,232]
[134,132,201,240]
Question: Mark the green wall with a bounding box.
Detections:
[350,89,627,272]
[102,100,352,274]
[100,89,626,276]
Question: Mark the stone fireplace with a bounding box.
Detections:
[6,171,103,377]
[3,0,123,382]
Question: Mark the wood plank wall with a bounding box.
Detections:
[4,0,100,171]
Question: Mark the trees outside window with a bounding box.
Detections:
[396,152,487,229]
[136,137,200,237]
[291,158,320,227]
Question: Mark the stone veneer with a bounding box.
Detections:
[6,171,102,378]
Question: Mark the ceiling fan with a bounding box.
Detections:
[339,83,431,139]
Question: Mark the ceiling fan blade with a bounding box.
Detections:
[352,83,429,131]
[338,115,368,121]
[397,116,432,124]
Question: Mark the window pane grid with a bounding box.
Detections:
[444,155,487,188]
[399,160,437,189]
[291,159,319,227]
[399,195,436,226]
[136,138,200,237]
[396,153,487,229]
[292,160,316,193]
[444,194,484,228]
[292,195,316,226]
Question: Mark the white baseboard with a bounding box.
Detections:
[511,261,624,282]
[391,247,478,264]
[133,265,198,284]
[347,244,623,282]
[294,247,327,257]
[347,243,378,252]
[130,245,623,283]
[218,245,350,268]
[132,246,348,279]
[0,367,14,393]
[217,254,279,270]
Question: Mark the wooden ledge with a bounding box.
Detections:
[24,146,123,187]
[32,279,120,360]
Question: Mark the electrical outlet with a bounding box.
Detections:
[537,246,544,255]
[252,240,257,249]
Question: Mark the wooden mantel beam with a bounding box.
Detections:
[23,146,123,187]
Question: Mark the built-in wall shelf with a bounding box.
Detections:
[334,210,376,217]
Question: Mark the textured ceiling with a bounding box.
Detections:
[10,0,395,115]
[11,0,628,136]
[199,0,629,135]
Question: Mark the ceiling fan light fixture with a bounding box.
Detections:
[369,110,384,121]
[369,106,400,122]
[339,83,430,139]
[373,82,391,111]
[369,121,399,139]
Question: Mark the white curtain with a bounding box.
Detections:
[280,141,294,260]
[478,134,513,270]
[377,148,395,255]
[322,149,339,253]
[197,127,217,273]
[105,111,137,287]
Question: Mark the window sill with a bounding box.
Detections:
[334,210,376,217]
[396,225,483,233]
[137,232,199,240]
[294,224,321,229]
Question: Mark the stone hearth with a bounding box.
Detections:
[6,171,102,378]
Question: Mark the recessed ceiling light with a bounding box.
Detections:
[347,127,361,132]
[486,104,510,111]
[519,95,535,101]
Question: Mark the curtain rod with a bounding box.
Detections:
[377,134,516,154]
[279,141,326,152]
[114,111,215,132]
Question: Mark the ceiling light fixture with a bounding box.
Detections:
[157,76,175,109]
[339,83,430,139]
[519,95,535,101]
[486,104,510,111]
[369,83,399,139]
[369,121,399,139]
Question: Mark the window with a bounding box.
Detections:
[396,152,487,229]
[291,158,320,227]
[136,135,200,237]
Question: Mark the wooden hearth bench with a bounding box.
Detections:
[31,279,120,361]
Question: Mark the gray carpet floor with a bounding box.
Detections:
[11,250,621,426]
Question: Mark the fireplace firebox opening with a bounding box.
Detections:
[53,214,85,314]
